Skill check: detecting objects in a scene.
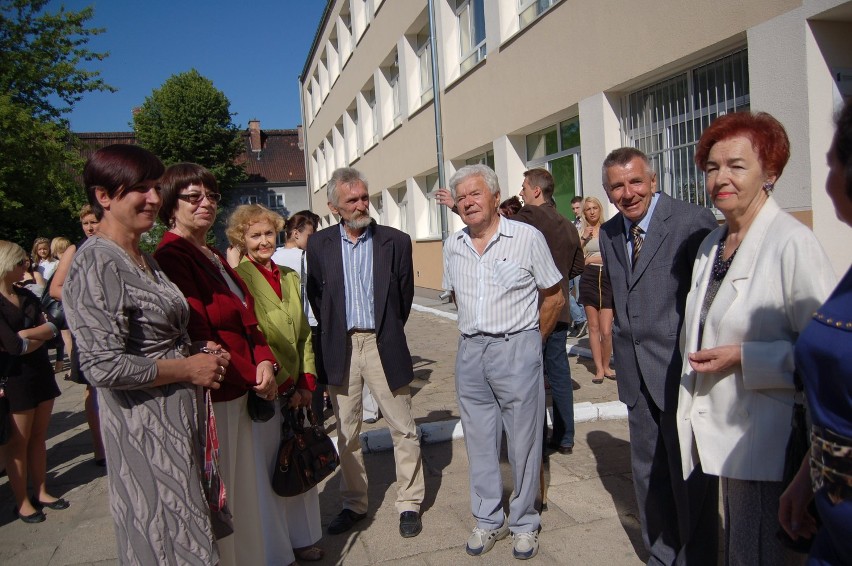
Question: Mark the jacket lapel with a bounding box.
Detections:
[629,193,671,287]
[372,226,390,331]
[240,259,286,310]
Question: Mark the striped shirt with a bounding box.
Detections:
[443,216,562,335]
[340,223,375,331]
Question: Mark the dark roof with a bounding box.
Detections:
[238,129,305,184]
[73,129,305,185]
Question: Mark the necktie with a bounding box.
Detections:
[630,224,643,269]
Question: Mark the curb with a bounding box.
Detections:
[334,399,629,455]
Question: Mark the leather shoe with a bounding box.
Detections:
[327,509,367,535]
[15,508,46,524]
[33,497,70,510]
[547,441,573,455]
[399,511,422,538]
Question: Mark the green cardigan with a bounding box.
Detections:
[235,259,316,386]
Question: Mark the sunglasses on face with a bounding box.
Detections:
[177,192,222,205]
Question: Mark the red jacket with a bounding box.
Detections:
[154,231,287,402]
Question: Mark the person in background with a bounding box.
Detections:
[154,162,297,566]
[63,144,229,563]
[271,210,330,425]
[779,98,852,566]
[48,237,72,372]
[0,242,64,523]
[677,112,835,565]
[568,196,588,337]
[499,196,522,217]
[49,204,105,466]
[599,147,719,565]
[31,238,54,284]
[227,204,324,563]
[578,196,615,384]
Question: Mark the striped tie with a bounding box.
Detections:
[630,224,643,269]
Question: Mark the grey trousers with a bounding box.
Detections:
[455,330,544,534]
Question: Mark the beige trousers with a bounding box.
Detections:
[329,331,425,515]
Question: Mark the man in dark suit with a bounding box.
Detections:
[306,167,424,538]
[598,148,718,565]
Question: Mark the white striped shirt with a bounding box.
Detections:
[340,223,375,330]
[443,216,562,335]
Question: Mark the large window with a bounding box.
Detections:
[425,173,441,238]
[519,0,557,29]
[417,27,433,106]
[456,0,486,74]
[620,49,749,207]
[466,149,495,169]
[389,53,402,127]
[525,116,581,219]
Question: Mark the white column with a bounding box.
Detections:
[578,92,622,214]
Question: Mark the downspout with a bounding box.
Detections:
[298,75,313,217]
[427,0,448,241]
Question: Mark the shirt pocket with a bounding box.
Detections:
[492,258,530,290]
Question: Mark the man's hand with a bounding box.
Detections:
[435,187,454,208]
[538,283,565,340]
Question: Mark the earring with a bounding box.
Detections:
[762,181,774,194]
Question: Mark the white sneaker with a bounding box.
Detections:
[465,516,509,556]
[512,530,539,560]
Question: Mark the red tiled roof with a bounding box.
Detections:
[73,128,305,184]
[237,129,305,184]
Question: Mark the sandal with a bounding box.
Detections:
[605,373,617,381]
[592,376,604,384]
[294,546,324,562]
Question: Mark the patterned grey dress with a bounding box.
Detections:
[63,237,216,566]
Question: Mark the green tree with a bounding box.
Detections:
[0,0,113,244]
[133,69,246,192]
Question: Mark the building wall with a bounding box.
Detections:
[301,0,852,289]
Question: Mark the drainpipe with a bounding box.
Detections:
[297,76,313,217]
[427,0,448,241]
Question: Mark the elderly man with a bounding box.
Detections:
[443,164,564,560]
[598,148,718,565]
[306,167,425,538]
[514,168,584,455]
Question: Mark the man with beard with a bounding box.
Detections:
[306,167,425,539]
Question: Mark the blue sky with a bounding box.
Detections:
[47,0,327,132]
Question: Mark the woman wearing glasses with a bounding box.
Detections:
[154,163,300,566]
[0,243,63,523]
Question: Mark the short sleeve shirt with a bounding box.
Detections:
[443,216,562,335]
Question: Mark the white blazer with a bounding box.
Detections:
[677,198,836,481]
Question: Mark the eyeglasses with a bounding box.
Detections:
[177,192,222,205]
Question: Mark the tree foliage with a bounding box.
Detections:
[0,0,113,244]
[133,69,246,192]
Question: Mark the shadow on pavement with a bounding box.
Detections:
[587,429,649,563]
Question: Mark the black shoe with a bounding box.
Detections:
[14,508,46,524]
[547,441,573,455]
[327,509,367,535]
[399,511,422,538]
[32,497,70,510]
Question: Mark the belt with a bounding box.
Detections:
[810,424,852,504]
[347,328,375,335]
[462,330,526,340]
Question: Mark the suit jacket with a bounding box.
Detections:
[677,198,836,481]
[513,203,584,324]
[235,259,316,389]
[154,231,280,402]
[306,221,415,390]
[599,192,717,412]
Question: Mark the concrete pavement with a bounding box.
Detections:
[0,303,646,565]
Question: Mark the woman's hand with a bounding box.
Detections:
[779,456,818,541]
[688,345,741,374]
[184,352,229,389]
[254,361,277,400]
[583,226,594,240]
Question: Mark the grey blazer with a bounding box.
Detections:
[599,193,717,411]
[305,221,415,390]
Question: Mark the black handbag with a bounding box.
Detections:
[272,407,339,497]
[246,390,275,422]
[40,276,65,329]
[0,377,11,446]
[776,371,820,553]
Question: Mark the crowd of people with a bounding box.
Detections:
[0,102,849,565]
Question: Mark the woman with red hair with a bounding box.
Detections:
[676,111,836,564]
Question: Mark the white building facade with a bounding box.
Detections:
[300,0,852,293]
